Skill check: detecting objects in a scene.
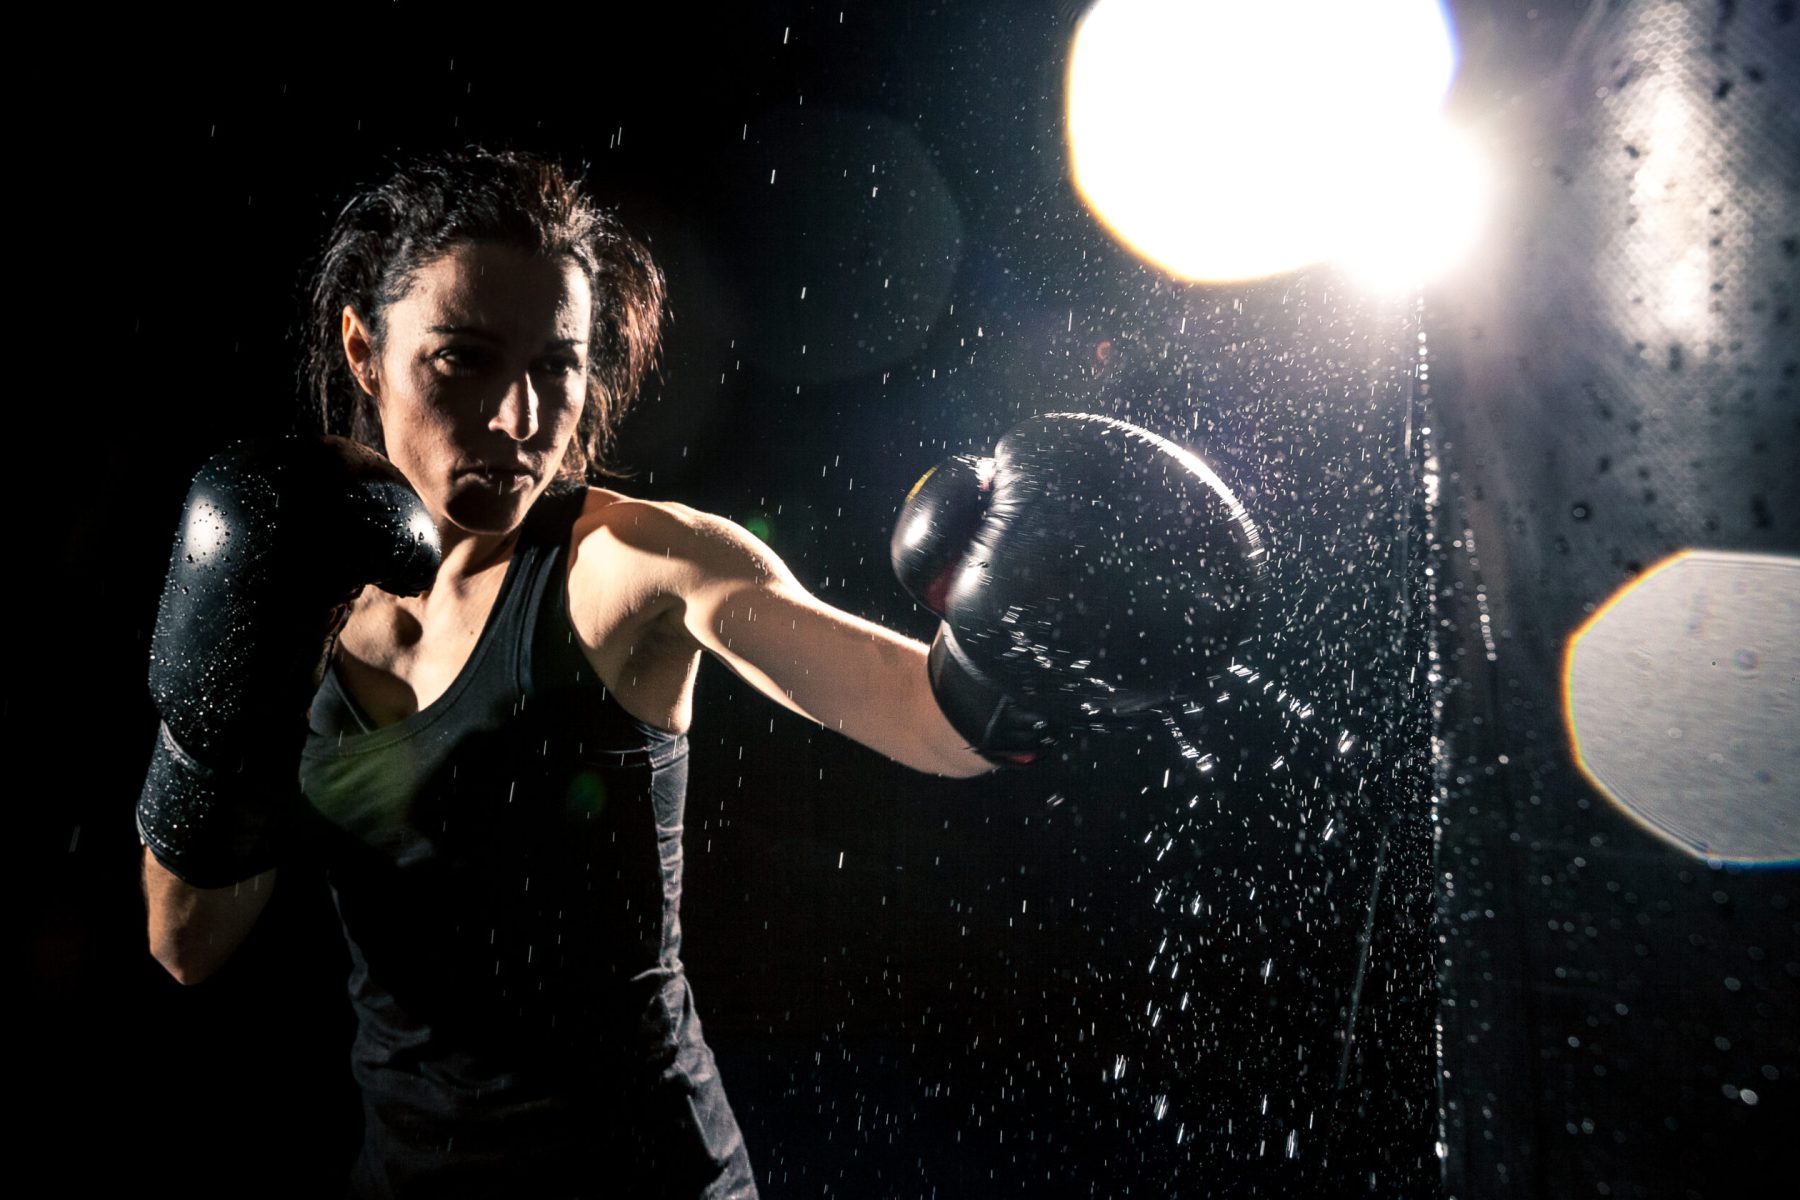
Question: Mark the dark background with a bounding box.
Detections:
[25,3,1796,1198]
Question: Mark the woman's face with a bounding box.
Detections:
[343,241,593,538]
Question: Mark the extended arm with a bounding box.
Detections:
[629,503,995,779]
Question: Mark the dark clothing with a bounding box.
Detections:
[298,481,757,1199]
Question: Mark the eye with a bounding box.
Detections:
[533,355,585,378]
[432,345,492,373]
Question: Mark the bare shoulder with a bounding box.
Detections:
[565,487,794,629]
[569,487,722,563]
[566,487,680,609]
[571,488,793,589]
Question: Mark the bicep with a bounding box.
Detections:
[666,509,849,713]
[635,502,980,774]
[662,507,920,723]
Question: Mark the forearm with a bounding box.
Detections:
[846,631,997,779]
[655,504,998,778]
[714,592,993,778]
[142,847,276,985]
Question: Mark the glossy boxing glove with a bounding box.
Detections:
[892,413,1267,765]
[892,453,1053,764]
[136,435,441,887]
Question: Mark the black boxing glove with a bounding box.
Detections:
[892,414,1268,765]
[136,435,441,887]
[892,454,1053,765]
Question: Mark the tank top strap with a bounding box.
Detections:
[513,482,689,761]
[307,483,579,745]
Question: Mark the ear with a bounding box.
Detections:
[341,305,380,398]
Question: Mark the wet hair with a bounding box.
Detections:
[302,146,666,482]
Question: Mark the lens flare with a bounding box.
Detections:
[1563,550,1800,865]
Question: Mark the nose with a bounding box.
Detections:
[489,372,540,442]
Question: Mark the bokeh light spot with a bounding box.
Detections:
[566,769,607,820]
[1564,550,1800,864]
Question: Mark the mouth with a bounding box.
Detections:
[460,464,536,490]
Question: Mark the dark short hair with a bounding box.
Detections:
[302,146,666,482]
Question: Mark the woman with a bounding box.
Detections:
[140,147,997,1198]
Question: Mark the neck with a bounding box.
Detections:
[412,478,556,597]
[424,489,543,595]
[433,524,524,588]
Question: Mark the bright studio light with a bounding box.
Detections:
[1067,0,1484,288]
[1337,124,1491,293]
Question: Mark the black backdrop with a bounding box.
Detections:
[24,3,1795,1198]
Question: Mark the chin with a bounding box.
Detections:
[443,480,537,535]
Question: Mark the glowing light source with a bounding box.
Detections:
[1066,0,1486,288]
[1336,124,1491,294]
[1564,550,1800,865]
